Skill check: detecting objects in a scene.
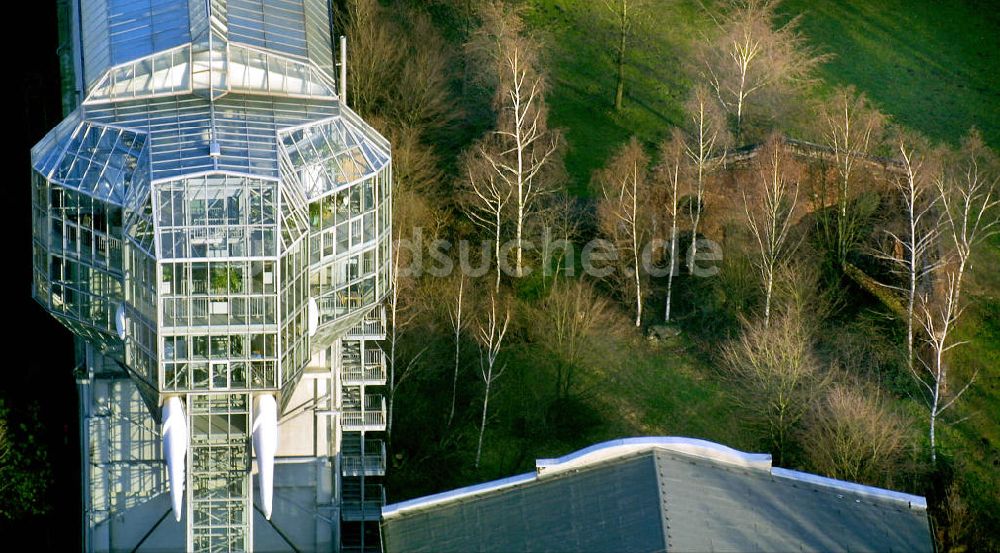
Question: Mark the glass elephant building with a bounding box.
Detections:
[30,2,392,551]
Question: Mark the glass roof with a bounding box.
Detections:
[33,120,148,206]
[278,110,391,200]
[86,43,335,106]
[87,45,193,103]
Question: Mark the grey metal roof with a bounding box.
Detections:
[381,438,932,553]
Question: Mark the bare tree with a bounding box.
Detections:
[474,293,510,469]
[604,0,650,110]
[935,130,1000,310]
[340,0,456,200]
[914,270,973,465]
[536,279,620,399]
[875,134,941,373]
[536,192,582,286]
[722,306,827,464]
[469,2,564,278]
[460,145,512,292]
[743,133,800,327]
[385,232,427,443]
[341,0,455,134]
[817,86,886,267]
[596,137,655,326]
[694,0,824,137]
[0,415,8,488]
[684,85,729,274]
[446,275,466,427]
[935,483,975,553]
[915,130,999,464]
[339,0,401,118]
[657,129,686,322]
[802,384,909,486]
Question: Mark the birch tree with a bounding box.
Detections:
[743,133,800,327]
[915,130,999,464]
[474,293,510,469]
[460,146,511,292]
[818,86,886,267]
[695,0,824,137]
[935,130,1000,311]
[876,135,941,373]
[658,129,686,322]
[596,137,654,326]
[604,0,650,110]
[470,2,563,278]
[914,271,972,465]
[384,233,426,443]
[684,85,729,274]
[446,275,466,427]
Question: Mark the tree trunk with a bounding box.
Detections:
[634,251,642,326]
[495,211,502,293]
[763,269,773,328]
[665,229,676,322]
[615,22,626,110]
[475,379,491,468]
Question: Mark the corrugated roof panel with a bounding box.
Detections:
[382,447,933,553]
[228,0,308,59]
[653,449,931,552]
[381,455,667,553]
[107,0,191,62]
[303,0,334,76]
[81,0,112,90]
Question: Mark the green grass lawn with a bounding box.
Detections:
[945,233,1000,533]
[779,0,1000,148]
[523,0,708,195]
[525,0,1000,193]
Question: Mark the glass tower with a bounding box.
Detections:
[30,2,391,551]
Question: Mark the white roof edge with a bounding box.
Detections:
[382,437,772,520]
[382,436,928,521]
[771,467,928,511]
[381,472,535,520]
[535,436,773,476]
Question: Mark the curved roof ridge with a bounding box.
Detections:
[535,436,774,475]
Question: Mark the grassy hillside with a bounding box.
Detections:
[525,0,1000,192]
[780,0,1000,148]
[523,0,708,195]
[514,0,1000,543]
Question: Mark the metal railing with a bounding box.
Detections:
[340,396,386,430]
[341,363,385,385]
[341,440,386,476]
[363,348,382,367]
[344,307,386,339]
[340,484,386,521]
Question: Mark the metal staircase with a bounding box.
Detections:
[337,306,386,553]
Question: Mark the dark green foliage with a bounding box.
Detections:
[0,399,52,520]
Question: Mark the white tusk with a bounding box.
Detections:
[161,396,187,522]
[252,394,278,520]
